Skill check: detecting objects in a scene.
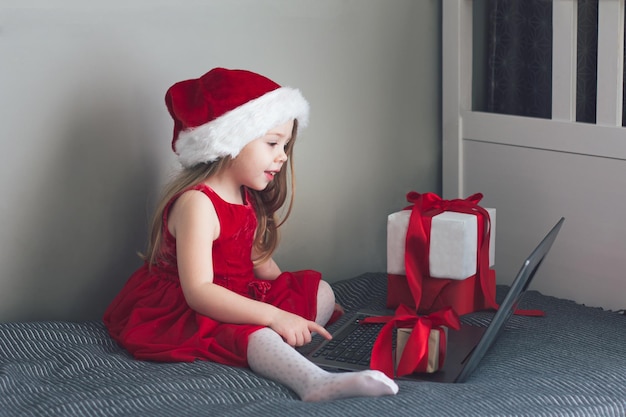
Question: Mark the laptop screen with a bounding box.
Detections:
[455,217,564,382]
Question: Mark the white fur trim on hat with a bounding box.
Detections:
[174,87,309,168]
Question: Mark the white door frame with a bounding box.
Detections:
[441,0,626,310]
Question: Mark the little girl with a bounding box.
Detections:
[104,68,398,402]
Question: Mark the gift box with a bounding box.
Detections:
[364,305,460,378]
[396,326,448,373]
[386,192,499,315]
[387,208,496,280]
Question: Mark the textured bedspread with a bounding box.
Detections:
[1,272,625,417]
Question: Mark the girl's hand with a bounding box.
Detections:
[268,310,332,347]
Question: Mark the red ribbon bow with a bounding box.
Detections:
[248,281,272,302]
[362,305,461,378]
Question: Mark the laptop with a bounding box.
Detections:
[300,217,564,383]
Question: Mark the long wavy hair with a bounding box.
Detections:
[142,120,299,267]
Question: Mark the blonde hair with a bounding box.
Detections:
[142,120,299,267]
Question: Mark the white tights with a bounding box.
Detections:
[247,281,399,402]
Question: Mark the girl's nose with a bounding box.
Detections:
[276,149,288,162]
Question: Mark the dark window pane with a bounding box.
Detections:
[474,0,553,119]
[623,3,626,126]
[576,0,598,124]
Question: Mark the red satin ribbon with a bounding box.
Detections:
[363,305,461,378]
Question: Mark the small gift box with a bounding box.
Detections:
[396,326,448,373]
[387,208,496,280]
[363,305,460,378]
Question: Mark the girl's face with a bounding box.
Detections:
[231,119,294,191]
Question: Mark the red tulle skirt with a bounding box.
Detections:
[104,266,321,367]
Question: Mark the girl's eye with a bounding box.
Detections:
[267,140,289,151]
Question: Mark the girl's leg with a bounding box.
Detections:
[314,280,336,326]
[247,328,398,402]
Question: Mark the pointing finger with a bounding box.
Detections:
[309,322,332,340]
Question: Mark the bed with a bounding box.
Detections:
[1,272,625,417]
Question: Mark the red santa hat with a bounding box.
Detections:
[165,68,310,168]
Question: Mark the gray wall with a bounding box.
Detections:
[0,1,441,322]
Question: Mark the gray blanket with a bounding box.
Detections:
[1,272,625,416]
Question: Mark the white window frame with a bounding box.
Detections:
[442,0,626,199]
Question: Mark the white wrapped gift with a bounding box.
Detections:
[387,208,495,280]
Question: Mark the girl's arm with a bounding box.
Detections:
[168,190,331,346]
[253,256,282,280]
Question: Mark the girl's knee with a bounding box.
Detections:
[315,280,336,326]
[318,280,335,303]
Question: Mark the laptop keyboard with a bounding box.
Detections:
[310,315,385,366]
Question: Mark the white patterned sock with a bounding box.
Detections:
[247,328,398,402]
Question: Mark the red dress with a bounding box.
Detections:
[103,184,321,367]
